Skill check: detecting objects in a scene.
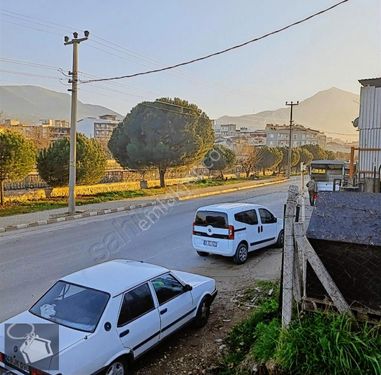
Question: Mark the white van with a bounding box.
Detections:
[192,203,284,264]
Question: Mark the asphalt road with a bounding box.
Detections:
[0,179,298,321]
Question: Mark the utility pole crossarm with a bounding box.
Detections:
[64,31,89,215]
[285,101,299,179]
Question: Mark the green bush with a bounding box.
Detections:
[221,281,381,375]
[37,133,107,187]
[276,313,381,375]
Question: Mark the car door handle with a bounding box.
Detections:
[257,226,261,233]
[119,329,129,338]
[160,308,168,315]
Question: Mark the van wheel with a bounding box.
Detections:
[276,230,284,248]
[197,251,209,257]
[233,243,248,265]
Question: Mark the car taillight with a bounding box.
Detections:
[228,225,234,239]
[0,352,4,363]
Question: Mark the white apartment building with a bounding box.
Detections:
[265,124,327,148]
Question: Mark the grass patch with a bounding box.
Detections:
[220,282,381,375]
[0,201,67,217]
[276,313,381,375]
[220,281,280,372]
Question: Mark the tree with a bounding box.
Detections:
[277,147,300,173]
[204,145,236,178]
[326,150,336,160]
[28,126,51,150]
[37,133,107,187]
[109,98,214,187]
[235,144,260,178]
[0,129,36,205]
[301,144,327,160]
[296,147,314,170]
[256,146,282,175]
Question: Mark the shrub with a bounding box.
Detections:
[37,134,107,187]
[276,313,381,375]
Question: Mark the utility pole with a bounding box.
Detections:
[285,101,299,179]
[64,31,89,215]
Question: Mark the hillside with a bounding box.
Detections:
[217,87,359,138]
[0,85,122,122]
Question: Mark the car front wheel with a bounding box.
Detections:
[233,243,248,265]
[104,360,127,375]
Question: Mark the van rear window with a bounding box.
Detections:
[194,211,228,228]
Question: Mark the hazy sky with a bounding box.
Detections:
[0,0,380,118]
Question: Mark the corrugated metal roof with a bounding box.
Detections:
[306,192,381,246]
[359,78,381,87]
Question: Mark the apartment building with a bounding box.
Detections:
[1,118,70,144]
[265,123,327,148]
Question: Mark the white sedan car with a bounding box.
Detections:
[0,260,217,375]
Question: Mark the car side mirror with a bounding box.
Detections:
[274,217,278,223]
[183,284,192,292]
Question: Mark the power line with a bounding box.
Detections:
[0,57,63,71]
[80,0,349,83]
[0,68,62,80]
[0,8,261,98]
[0,55,206,115]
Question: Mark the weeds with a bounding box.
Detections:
[276,313,381,375]
[221,281,381,375]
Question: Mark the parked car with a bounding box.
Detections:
[192,203,284,264]
[0,260,217,375]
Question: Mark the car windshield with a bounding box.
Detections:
[29,281,109,332]
[195,210,228,228]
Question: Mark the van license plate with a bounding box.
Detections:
[203,240,217,247]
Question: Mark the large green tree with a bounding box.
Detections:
[204,145,236,178]
[301,144,328,160]
[277,147,300,173]
[298,147,314,166]
[0,129,36,205]
[37,133,107,187]
[256,146,283,175]
[109,98,214,187]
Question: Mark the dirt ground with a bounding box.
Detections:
[132,248,282,374]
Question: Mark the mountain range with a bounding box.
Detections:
[0,85,359,140]
[217,87,359,139]
[0,85,122,122]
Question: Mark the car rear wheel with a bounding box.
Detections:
[193,296,211,328]
[276,230,284,248]
[197,251,209,257]
[233,243,248,265]
[104,360,127,375]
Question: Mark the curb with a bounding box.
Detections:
[0,178,288,234]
